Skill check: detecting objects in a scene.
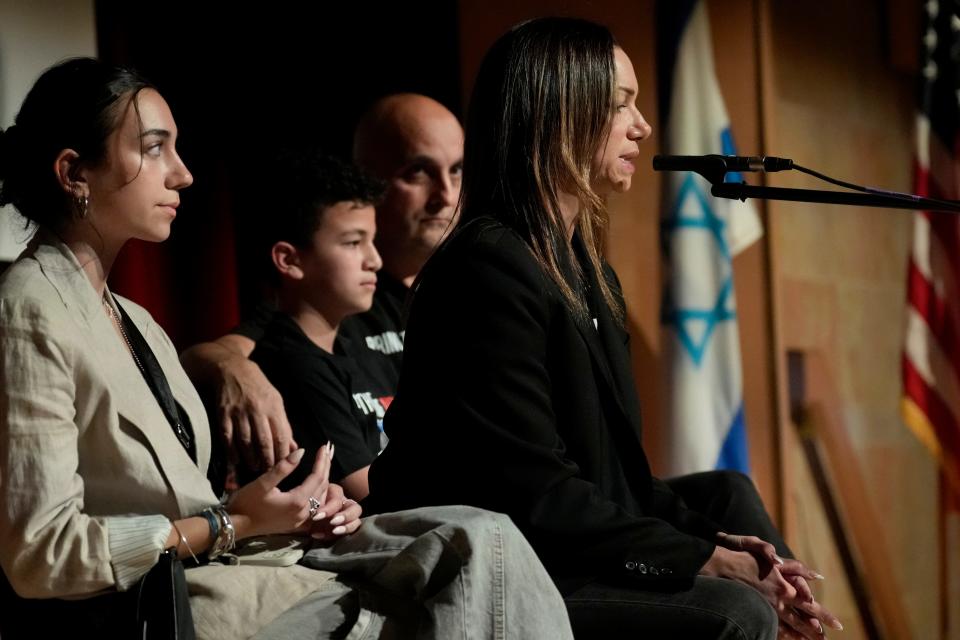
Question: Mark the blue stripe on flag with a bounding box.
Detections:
[715,404,750,473]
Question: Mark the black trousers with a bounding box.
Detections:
[565,470,783,640]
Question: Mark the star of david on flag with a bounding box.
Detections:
[656,0,763,476]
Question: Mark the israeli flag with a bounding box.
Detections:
[657,0,762,475]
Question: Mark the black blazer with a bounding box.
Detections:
[367,217,719,593]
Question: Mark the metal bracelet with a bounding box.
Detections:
[203,506,235,560]
[170,519,199,565]
[217,507,235,555]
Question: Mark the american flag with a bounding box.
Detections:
[902,0,960,501]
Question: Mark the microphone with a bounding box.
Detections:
[653,154,794,174]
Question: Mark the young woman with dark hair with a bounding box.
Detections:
[367,17,842,639]
[0,57,572,639]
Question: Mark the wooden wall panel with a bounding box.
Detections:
[760,1,939,637]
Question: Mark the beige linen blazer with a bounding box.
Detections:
[0,236,218,598]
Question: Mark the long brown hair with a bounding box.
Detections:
[459,17,623,322]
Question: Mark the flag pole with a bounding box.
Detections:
[940,470,948,640]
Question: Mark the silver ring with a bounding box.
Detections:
[308,496,321,516]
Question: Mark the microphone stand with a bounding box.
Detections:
[656,156,960,214]
[710,182,960,214]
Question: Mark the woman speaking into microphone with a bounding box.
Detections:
[368,16,841,640]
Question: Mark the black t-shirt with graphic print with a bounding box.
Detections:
[249,312,393,490]
[337,271,407,388]
[233,271,408,394]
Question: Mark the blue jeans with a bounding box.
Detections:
[253,505,574,640]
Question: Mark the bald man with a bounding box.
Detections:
[180,94,463,473]
[341,94,463,379]
[355,93,463,286]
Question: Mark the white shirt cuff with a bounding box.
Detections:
[106,515,173,591]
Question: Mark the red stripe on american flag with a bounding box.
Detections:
[907,260,960,382]
[927,211,960,282]
[903,357,960,493]
[921,161,960,280]
[914,161,929,193]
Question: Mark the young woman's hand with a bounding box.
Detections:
[304,482,363,544]
[226,444,332,539]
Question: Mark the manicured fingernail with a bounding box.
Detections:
[311,531,327,539]
[312,511,326,521]
[812,572,825,580]
[332,525,346,535]
[773,555,785,565]
[330,514,345,525]
[329,444,335,460]
[288,448,305,463]
[830,621,843,631]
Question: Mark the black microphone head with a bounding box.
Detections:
[762,156,794,171]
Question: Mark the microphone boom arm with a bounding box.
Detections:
[651,154,960,214]
[710,182,960,214]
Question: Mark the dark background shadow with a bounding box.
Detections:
[95,2,462,347]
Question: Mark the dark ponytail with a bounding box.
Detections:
[0,57,153,230]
